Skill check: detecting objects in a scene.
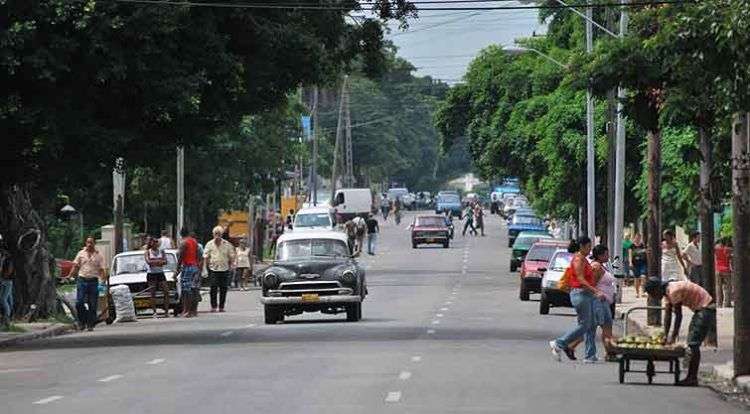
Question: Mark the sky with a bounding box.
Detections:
[380,2,546,84]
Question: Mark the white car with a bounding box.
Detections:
[109,249,182,316]
[539,249,573,315]
[293,206,336,232]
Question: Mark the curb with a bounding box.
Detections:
[0,323,76,348]
[712,362,750,394]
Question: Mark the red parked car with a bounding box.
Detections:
[519,240,568,301]
[411,215,450,249]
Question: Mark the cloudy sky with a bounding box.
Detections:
[381,2,545,83]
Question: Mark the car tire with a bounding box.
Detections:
[173,303,183,317]
[540,293,550,315]
[264,305,281,325]
[519,282,530,301]
[508,241,513,248]
[510,263,517,272]
[412,242,418,249]
[443,241,449,249]
[346,303,361,322]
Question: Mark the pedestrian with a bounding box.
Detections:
[286,209,294,231]
[631,233,648,297]
[682,231,702,285]
[145,236,170,318]
[461,204,476,236]
[569,244,617,361]
[714,237,733,308]
[159,230,173,250]
[234,239,252,291]
[204,226,236,312]
[549,220,562,239]
[622,232,633,280]
[549,236,606,363]
[393,197,402,225]
[661,230,687,282]
[380,195,390,220]
[176,227,202,318]
[474,204,485,236]
[353,216,367,254]
[365,214,379,255]
[344,220,357,254]
[0,236,14,328]
[644,278,714,386]
[68,236,106,331]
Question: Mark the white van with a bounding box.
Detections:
[293,206,336,231]
[332,188,372,221]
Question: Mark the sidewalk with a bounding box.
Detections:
[0,322,75,348]
[616,282,748,393]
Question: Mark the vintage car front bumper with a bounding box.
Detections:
[260,294,362,305]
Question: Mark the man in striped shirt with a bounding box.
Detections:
[645,279,714,386]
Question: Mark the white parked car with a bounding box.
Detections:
[109,249,182,316]
[293,206,336,232]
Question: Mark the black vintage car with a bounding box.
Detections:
[260,231,367,324]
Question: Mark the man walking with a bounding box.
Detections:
[159,230,173,250]
[177,227,202,317]
[462,204,476,236]
[365,214,379,255]
[714,238,733,307]
[68,237,106,331]
[682,231,702,285]
[353,216,367,255]
[0,236,14,328]
[474,204,485,236]
[204,226,236,312]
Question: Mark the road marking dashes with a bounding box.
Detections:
[399,371,412,380]
[436,313,444,317]
[0,368,42,374]
[385,391,402,403]
[146,359,165,365]
[220,331,235,337]
[440,307,449,311]
[431,320,440,325]
[427,329,436,334]
[33,396,63,405]
[244,324,256,328]
[411,356,422,362]
[98,375,123,383]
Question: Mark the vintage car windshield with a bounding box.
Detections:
[114,253,177,275]
[550,252,574,270]
[277,239,349,260]
[526,245,558,262]
[513,215,542,226]
[415,217,445,227]
[438,194,460,203]
[513,235,551,249]
[295,213,332,228]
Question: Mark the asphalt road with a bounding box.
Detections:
[1,212,744,413]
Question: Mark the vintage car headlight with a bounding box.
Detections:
[341,270,357,286]
[263,273,281,289]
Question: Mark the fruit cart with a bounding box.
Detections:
[613,306,686,385]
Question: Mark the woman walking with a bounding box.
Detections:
[631,233,647,297]
[234,239,251,291]
[661,230,687,282]
[145,236,170,318]
[549,236,607,363]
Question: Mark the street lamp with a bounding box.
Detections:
[502,45,566,69]
[60,204,83,242]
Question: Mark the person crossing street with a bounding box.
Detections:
[67,237,106,331]
[365,214,379,255]
[204,226,236,313]
[461,204,477,236]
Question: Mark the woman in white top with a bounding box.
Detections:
[234,239,252,291]
[661,230,687,282]
[145,236,170,317]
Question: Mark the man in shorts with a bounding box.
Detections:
[645,278,714,386]
[177,227,202,317]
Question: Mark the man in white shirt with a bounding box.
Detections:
[159,230,173,250]
[204,226,235,312]
[682,231,702,285]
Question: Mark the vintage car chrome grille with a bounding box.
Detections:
[273,281,348,297]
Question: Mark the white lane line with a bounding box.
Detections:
[146,359,165,365]
[385,391,402,403]
[33,396,63,405]
[244,324,256,328]
[411,356,422,362]
[98,374,123,383]
[427,329,436,334]
[440,307,449,311]
[436,313,444,318]
[399,371,412,380]
[445,301,453,305]
[220,331,235,337]
[431,320,440,325]
[0,368,42,374]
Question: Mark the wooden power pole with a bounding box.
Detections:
[732,111,750,376]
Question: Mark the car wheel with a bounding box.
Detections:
[519,282,530,301]
[173,303,183,317]
[510,263,517,272]
[412,242,418,249]
[264,305,281,324]
[346,303,361,322]
[443,241,449,248]
[508,241,513,248]
[540,293,550,315]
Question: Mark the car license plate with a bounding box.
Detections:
[134,298,151,309]
[301,293,320,303]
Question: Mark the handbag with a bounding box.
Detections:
[557,265,574,293]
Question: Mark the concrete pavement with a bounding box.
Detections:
[0,212,745,413]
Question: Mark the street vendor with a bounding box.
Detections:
[644,278,714,386]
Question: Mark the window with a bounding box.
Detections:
[114,253,177,275]
[334,192,345,206]
[513,215,542,226]
[550,253,574,270]
[295,213,332,228]
[277,239,349,260]
[526,245,557,262]
[416,217,446,227]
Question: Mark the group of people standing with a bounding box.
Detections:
[345,215,380,256]
[460,202,485,237]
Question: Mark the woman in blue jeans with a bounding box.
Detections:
[0,241,14,327]
[549,236,608,363]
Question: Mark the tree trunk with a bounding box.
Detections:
[698,123,717,345]
[646,128,662,326]
[731,111,750,377]
[0,185,57,321]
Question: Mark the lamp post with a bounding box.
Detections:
[60,204,83,242]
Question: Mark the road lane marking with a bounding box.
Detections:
[411,356,422,362]
[98,375,123,383]
[431,320,440,325]
[385,391,402,403]
[427,329,436,334]
[220,331,235,337]
[146,359,165,365]
[440,307,449,311]
[33,396,63,405]
[244,324,256,328]
[399,371,412,380]
[0,368,42,374]
[445,301,453,305]
[436,313,444,317]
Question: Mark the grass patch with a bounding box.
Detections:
[1,324,27,333]
[57,284,76,294]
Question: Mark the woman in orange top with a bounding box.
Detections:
[550,236,608,363]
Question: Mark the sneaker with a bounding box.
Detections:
[549,341,563,362]
[210,308,217,313]
[219,308,226,313]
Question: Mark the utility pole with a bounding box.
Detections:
[344,82,354,188]
[585,0,596,242]
[646,128,662,326]
[114,195,124,254]
[605,7,618,255]
[311,86,319,206]
[330,76,348,200]
[732,111,750,376]
[613,0,629,285]
[176,146,185,242]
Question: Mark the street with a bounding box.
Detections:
[0,213,743,413]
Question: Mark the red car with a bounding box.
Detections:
[411,215,450,249]
[519,240,568,301]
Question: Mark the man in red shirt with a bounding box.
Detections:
[177,227,203,317]
[645,279,715,386]
[714,238,733,307]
